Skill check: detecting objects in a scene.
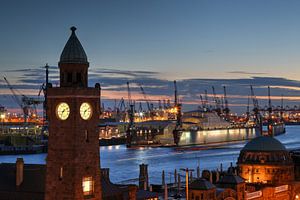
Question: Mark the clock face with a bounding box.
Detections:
[56,102,70,120]
[80,102,92,120]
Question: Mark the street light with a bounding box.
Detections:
[180,168,194,200]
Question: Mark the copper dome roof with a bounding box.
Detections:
[242,136,286,152]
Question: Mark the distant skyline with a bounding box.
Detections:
[2,0,300,113]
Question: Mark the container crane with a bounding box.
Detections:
[173,81,182,146]
[126,81,132,108]
[174,80,178,106]
[126,82,135,147]
[223,86,230,121]
[250,85,262,134]
[139,84,151,112]
[267,86,273,136]
[204,90,209,111]
[199,94,205,110]
[3,76,42,122]
[212,86,221,115]
[246,95,250,120]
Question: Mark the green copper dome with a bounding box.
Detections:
[59,26,88,64]
[242,136,286,152]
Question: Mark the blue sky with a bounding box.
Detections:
[2,0,300,113]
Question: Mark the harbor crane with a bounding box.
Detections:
[250,85,262,134]
[267,86,273,135]
[126,81,135,147]
[3,76,43,122]
[174,80,178,106]
[212,86,221,115]
[139,84,152,112]
[126,81,132,108]
[246,95,250,120]
[223,86,230,121]
[199,94,205,111]
[204,90,209,111]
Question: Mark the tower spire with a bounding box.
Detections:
[59,26,89,87]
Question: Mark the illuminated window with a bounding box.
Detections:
[59,167,63,180]
[82,176,94,197]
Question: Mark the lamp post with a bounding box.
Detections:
[180,168,194,200]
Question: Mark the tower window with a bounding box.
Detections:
[67,73,72,83]
[77,72,82,84]
[82,176,94,197]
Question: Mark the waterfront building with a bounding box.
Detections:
[237,136,294,184]
[188,136,300,200]
[189,178,216,200]
[237,136,300,199]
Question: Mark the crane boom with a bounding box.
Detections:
[3,76,23,108]
[250,85,262,134]
[139,84,151,111]
[223,86,230,120]
[127,82,132,107]
[174,80,178,106]
[212,86,221,114]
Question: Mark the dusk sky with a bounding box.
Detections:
[2,0,300,113]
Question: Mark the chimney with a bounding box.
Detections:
[128,185,137,200]
[16,158,24,187]
[139,164,148,190]
[164,184,168,200]
[101,168,110,181]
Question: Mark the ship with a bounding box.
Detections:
[126,110,260,147]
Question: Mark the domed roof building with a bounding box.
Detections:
[237,136,294,185]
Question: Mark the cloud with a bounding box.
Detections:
[3,66,300,114]
[227,71,268,75]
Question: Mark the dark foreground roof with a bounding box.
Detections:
[0,163,45,200]
[218,174,245,184]
[189,178,216,190]
[0,163,157,200]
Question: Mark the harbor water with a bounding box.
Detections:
[0,125,299,185]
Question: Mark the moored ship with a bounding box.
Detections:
[127,110,261,147]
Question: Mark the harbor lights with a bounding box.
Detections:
[180,168,194,200]
[0,113,5,134]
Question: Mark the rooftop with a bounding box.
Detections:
[59,26,88,64]
[189,178,216,190]
[242,136,286,152]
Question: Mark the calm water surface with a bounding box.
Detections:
[0,126,299,184]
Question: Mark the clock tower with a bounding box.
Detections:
[45,27,102,200]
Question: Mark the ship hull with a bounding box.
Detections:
[177,127,257,146]
[129,127,259,147]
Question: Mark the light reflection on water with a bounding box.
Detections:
[0,126,299,184]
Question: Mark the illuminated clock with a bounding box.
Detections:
[80,102,92,120]
[56,102,70,120]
